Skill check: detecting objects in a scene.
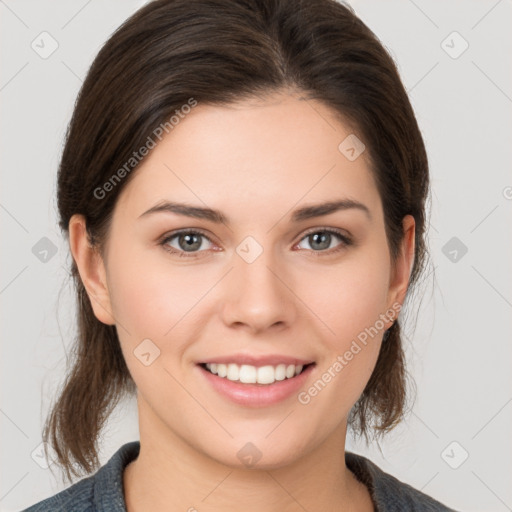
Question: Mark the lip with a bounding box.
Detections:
[197,362,316,408]
[198,354,315,367]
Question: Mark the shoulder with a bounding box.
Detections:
[22,475,96,512]
[22,441,140,512]
[345,451,460,512]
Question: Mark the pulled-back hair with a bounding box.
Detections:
[43,0,430,484]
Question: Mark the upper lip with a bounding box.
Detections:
[198,354,315,367]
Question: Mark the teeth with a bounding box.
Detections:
[204,362,305,384]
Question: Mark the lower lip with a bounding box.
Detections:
[197,364,315,407]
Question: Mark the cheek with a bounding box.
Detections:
[107,255,215,393]
[107,244,214,336]
[295,249,391,397]
[106,245,235,389]
[300,250,391,345]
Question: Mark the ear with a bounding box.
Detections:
[68,214,115,325]
[387,214,416,311]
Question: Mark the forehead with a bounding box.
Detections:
[115,92,382,225]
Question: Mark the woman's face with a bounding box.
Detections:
[83,91,414,468]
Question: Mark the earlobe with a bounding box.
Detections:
[68,214,116,326]
[387,214,416,314]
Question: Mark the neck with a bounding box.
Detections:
[123,396,373,512]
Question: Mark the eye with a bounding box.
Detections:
[159,227,353,259]
[295,228,353,255]
[159,229,214,258]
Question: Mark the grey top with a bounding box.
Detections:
[23,441,459,511]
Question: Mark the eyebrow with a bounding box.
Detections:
[138,198,372,224]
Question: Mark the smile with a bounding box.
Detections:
[197,362,316,407]
[202,362,309,385]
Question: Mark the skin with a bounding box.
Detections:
[69,90,415,512]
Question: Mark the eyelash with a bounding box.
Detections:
[159,227,353,259]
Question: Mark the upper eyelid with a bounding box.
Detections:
[299,226,351,239]
[161,228,214,244]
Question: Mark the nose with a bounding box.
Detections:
[220,244,298,334]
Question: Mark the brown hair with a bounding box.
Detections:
[43,0,430,483]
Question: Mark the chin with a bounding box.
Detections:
[200,435,310,471]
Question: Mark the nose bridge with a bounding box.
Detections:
[221,234,296,331]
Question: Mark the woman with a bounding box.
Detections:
[25,0,459,510]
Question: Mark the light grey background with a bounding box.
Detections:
[1,1,511,510]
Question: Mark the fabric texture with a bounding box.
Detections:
[23,441,459,511]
